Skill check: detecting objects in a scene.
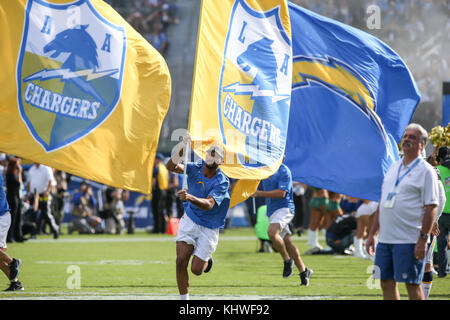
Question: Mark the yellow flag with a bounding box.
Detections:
[189,0,292,206]
[229,179,260,208]
[0,0,171,194]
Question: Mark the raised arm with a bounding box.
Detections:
[166,158,184,174]
[166,134,190,174]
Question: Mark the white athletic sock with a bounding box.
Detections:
[421,282,432,300]
[180,293,189,300]
[307,229,314,247]
[353,237,365,258]
[312,230,322,249]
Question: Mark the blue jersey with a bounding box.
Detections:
[262,163,295,217]
[340,198,363,214]
[72,192,97,207]
[184,161,230,229]
[0,175,10,216]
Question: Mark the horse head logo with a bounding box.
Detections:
[17,0,125,152]
[38,25,108,105]
[43,25,99,71]
[218,0,292,170]
[236,37,277,91]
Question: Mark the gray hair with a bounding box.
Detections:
[405,123,428,145]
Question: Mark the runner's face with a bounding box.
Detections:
[205,150,222,169]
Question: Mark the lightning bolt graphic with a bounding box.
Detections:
[223,82,290,104]
[23,68,119,83]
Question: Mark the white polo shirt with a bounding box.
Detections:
[27,165,54,194]
[378,157,439,244]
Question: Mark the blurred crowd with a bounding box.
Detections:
[0,153,136,242]
[0,151,185,241]
[290,0,450,129]
[104,0,181,56]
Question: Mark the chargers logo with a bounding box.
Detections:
[445,177,450,187]
[292,56,389,144]
[218,0,292,168]
[17,0,126,152]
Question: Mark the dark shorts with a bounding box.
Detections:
[374,242,425,284]
[309,197,329,209]
[326,201,340,212]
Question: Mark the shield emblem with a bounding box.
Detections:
[218,0,292,168]
[445,177,450,187]
[16,0,126,152]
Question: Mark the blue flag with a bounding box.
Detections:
[284,3,421,201]
[442,82,450,127]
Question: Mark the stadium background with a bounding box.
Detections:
[14,0,450,229]
[100,0,450,229]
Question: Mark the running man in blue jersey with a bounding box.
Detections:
[253,162,313,286]
[0,174,23,291]
[166,139,230,300]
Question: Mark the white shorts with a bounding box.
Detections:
[355,201,378,218]
[269,207,294,239]
[175,214,219,262]
[0,212,11,249]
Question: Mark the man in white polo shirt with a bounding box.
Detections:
[26,163,59,239]
[366,123,438,300]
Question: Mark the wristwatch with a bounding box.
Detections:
[419,233,429,240]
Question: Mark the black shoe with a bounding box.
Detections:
[4,281,24,291]
[300,268,313,286]
[8,258,21,281]
[283,259,294,278]
[53,226,60,239]
[204,258,213,273]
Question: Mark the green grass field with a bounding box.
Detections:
[1,227,449,300]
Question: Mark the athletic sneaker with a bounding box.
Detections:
[204,258,213,273]
[300,268,313,286]
[8,258,21,281]
[283,259,294,278]
[263,241,272,253]
[4,281,24,291]
[305,247,321,255]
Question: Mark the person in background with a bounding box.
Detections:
[166,163,180,222]
[325,210,357,255]
[420,152,446,299]
[0,173,23,291]
[354,200,378,259]
[292,181,308,236]
[306,187,329,252]
[253,162,313,286]
[366,123,438,300]
[0,153,7,177]
[152,153,169,233]
[435,146,450,279]
[323,192,343,231]
[52,170,68,233]
[103,188,127,235]
[26,163,59,239]
[71,181,102,234]
[5,157,25,243]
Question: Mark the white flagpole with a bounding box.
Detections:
[252,196,257,216]
[182,139,190,191]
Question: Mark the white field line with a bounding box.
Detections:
[0,291,344,300]
[24,235,325,243]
